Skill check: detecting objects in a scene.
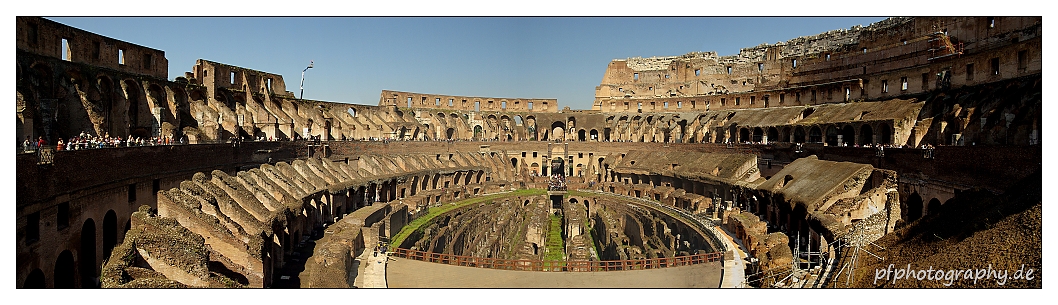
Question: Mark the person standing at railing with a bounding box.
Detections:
[22,136,32,153]
[36,136,45,150]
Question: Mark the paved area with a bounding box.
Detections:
[352,249,388,288]
[387,258,722,288]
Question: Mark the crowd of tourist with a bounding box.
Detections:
[20,131,185,153]
[548,174,567,191]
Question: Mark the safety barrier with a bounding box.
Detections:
[390,247,722,272]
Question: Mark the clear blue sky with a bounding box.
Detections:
[49,17,886,110]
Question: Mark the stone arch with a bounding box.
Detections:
[79,218,96,288]
[577,129,586,141]
[103,210,118,258]
[906,192,923,222]
[795,126,808,142]
[589,129,599,141]
[23,268,45,288]
[841,125,855,146]
[767,127,780,143]
[550,121,565,141]
[148,83,167,107]
[445,128,455,140]
[739,127,750,143]
[54,250,75,288]
[347,107,358,118]
[807,126,820,143]
[473,125,483,140]
[752,127,764,143]
[927,198,942,216]
[124,79,150,138]
[64,68,87,92]
[859,124,874,145]
[169,86,189,129]
[825,125,839,146]
[877,123,892,145]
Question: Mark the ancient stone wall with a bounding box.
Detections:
[380,90,558,113]
[594,17,1041,114]
[16,17,168,79]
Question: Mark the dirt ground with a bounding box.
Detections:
[387,258,723,288]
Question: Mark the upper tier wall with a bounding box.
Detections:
[379,90,559,113]
[16,17,168,79]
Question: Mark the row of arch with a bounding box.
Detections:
[731,122,893,145]
[23,210,122,288]
[399,110,898,146]
[903,192,952,223]
[18,59,200,142]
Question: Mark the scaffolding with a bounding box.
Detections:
[927,32,964,61]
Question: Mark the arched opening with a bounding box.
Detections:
[906,192,923,222]
[808,126,822,143]
[103,210,117,258]
[473,125,483,140]
[347,107,357,118]
[578,129,586,141]
[739,128,750,143]
[511,158,518,169]
[841,125,855,146]
[877,123,892,145]
[589,129,598,141]
[927,198,942,216]
[859,124,874,146]
[80,219,97,288]
[793,127,806,143]
[54,250,75,288]
[23,268,45,288]
[771,127,783,143]
[752,127,764,143]
[445,128,455,140]
[825,126,839,146]
[125,79,149,138]
[550,121,565,141]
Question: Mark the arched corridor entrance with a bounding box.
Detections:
[104,210,118,258]
[54,250,75,288]
[24,268,45,288]
[80,219,97,288]
[906,193,923,222]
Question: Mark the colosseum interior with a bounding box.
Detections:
[14,16,1041,289]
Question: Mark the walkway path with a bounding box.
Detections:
[353,249,388,288]
[713,225,749,288]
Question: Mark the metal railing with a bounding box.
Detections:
[390,247,722,272]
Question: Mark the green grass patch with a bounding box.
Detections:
[567,190,595,197]
[543,213,565,261]
[389,188,545,251]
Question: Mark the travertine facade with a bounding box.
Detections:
[595,17,1041,114]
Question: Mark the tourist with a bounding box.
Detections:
[36,136,45,149]
[56,138,64,151]
[22,136,31,153]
